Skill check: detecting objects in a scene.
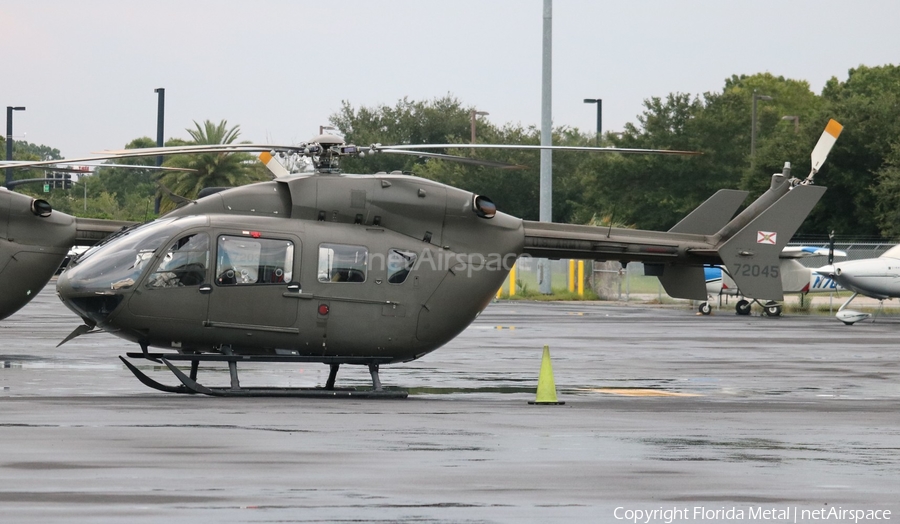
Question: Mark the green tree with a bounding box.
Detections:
[331,95,609,221]
[158,120,267,212]
[331,95,475,175]
[818,65,900,237]
[873,142,900,238]
[593,92,725,230]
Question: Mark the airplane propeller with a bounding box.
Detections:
[828,229,835,266]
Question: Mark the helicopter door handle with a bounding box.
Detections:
[199,284,213,294]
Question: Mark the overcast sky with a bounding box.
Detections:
[3,1,899,159]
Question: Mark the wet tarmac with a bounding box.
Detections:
[1,291,899,523]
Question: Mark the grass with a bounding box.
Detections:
[499,286,600,301]
[497,269,663,300]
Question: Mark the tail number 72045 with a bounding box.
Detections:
[732,264,779,278]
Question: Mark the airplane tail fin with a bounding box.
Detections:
[715,184,826,301]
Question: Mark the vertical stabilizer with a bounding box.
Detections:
[716,184,826,300]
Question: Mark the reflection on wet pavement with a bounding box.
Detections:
[2,292,899,522]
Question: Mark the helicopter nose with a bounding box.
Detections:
[57,271,124,325]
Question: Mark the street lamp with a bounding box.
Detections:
[583,98,602,145]
[751,90,773,159]
[5,106,26,189]
[470,110,488,144]
[154,88,165,214]
[782,115,799,133]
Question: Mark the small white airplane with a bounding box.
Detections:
[699,246,844,316]
[826,244,900,324]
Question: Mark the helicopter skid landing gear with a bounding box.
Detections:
[120,352,407,398]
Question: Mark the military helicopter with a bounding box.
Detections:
[0,122,840,397]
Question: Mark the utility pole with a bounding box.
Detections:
[538,0,553,294]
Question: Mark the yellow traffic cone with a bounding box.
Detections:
[529,345,565,405]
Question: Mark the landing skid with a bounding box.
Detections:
[120,351,408,398]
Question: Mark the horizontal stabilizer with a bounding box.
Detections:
[668,189,749,235]
[653,265,708,300]
[717,184,826,301]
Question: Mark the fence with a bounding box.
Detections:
[497,241,898,302]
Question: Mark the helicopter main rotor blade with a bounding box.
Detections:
[30,164,198,173]
[94,144,304,156]
[379,149,526,170]
[0,145,303,170]
[373,144,702,156]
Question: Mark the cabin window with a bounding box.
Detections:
[216,235,294,286]
[318,243,368,283]
[146,233,209,288]
[387,249,417,284]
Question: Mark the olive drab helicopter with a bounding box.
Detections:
[0,121,841,397]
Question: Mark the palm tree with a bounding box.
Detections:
[157,120,267,212]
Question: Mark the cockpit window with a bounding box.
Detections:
[387,249,417,284]
[216,235,294,285]
[318,243,368,283]
[76,218,177,266]
[63,217,205,292]
[145,233,209,288]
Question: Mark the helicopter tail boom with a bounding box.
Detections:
[520,181,826,301]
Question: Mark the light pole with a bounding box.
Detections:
[470,110,488,144]
[751,90,773,159]
[153,88,165,214]
[782,115,799,133]
[538,0,553,295]
[5,106,26,189]
[583,98,602,146]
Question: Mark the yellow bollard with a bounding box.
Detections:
[568,259,575,292]
[509,263,517,296]
[529,345,565,405]
[577,260,584,296]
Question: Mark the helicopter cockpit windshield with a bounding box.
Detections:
[63,216,208,293]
